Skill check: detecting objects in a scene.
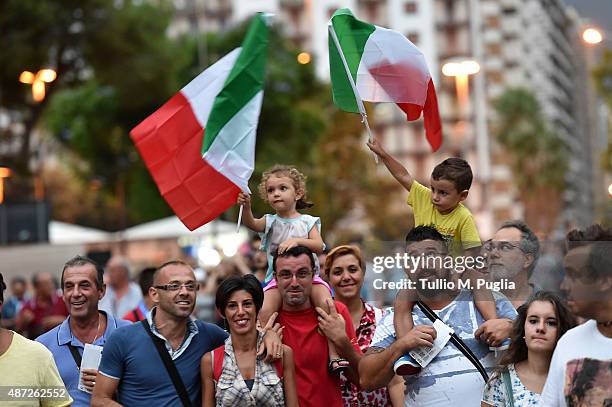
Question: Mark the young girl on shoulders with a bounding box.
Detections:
[237,164,348,372]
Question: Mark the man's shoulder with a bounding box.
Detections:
[35,323,63,346]
[115,318,134,328]
[108,320,145,340]
[195,319,225,334]
[557,320,594,346]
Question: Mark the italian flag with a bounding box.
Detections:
[329,8,442,152]
[130,14,268,230]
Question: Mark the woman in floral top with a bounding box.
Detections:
[482,291,575,406]
[324,245,405,406]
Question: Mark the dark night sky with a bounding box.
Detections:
[565,0,612,33]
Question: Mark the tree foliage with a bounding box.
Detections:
[593,49,612,173]
[4,4,397,238]
[493,88,568,192]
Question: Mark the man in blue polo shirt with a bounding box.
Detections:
[37,255,131,407]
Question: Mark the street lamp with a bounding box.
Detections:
[297,52,311,64]
[442,60,480,112]
[583,27,603,45]
[0,167,11,204]
[19,69,57,102]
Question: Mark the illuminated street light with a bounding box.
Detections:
[297,52,311,64]
[442,59,480,112]
[0,167,11,204]
[583,27,603,45]
[19,69,57,102]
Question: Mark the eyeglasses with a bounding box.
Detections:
[276,270,312,281]
[154,282,199,291]
[483,240,521,253]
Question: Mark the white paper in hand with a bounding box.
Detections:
[78,344,103,393]
[409,319,454,368]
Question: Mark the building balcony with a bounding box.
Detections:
[279,0,304,11]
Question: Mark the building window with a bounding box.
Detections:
[406,32,419,44]
[486,15,500,29]
[488,71,504,84]
[486,43,502,56]
[405,1,417,14]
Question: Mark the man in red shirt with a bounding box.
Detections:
[16,272,68,338]
[122,267,156,322]
[273,246,361,407]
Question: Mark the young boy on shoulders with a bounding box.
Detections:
[368,139,497,374]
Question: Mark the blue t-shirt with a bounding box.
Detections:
[36,311,131,407]
[99,319,228,406]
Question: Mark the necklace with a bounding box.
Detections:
[90,314,102,344]
[74,314,101,344]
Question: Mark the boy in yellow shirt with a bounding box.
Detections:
[368,139,497,374]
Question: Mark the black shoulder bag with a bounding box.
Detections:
[142,320,193,407]
[416,300,490,382]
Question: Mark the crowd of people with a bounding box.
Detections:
[0,160,611,407]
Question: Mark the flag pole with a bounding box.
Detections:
[328,23,378,163]
[236,204,244,233]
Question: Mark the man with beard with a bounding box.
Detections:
[360,226,516,407]
[37,256,131,406]
[540,224,612,406]
[474,220,541,347]
[274,246,362,407]
[484,220,541,307]
[92,260,281,406]
[92,260,225,406]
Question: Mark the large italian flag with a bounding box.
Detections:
[329,8,442,151]
[130,14,268,230]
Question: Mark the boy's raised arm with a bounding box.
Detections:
[367,139,414,192]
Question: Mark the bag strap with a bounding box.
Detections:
[212,346,225,382]
[502,368,515,407]
[67,344,82,369]
[415,300,490,382]
[132,309,141,322]
[211,345,283,382]
[142,320,192,407]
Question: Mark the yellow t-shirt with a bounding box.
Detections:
[407,181,481,253]
[0,331,72,407]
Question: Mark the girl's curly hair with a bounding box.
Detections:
[258,164,313,210]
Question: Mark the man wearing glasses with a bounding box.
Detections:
[92,260,281,406]
[475,220,540,346]
[274,246,362,407]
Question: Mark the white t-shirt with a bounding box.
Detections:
[371,290,517,407]
[540,319,612,406]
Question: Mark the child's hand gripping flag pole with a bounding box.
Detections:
[328,8,442,154]
[130,13,269,231]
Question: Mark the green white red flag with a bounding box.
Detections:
[130,13,268,230]
[328,8,442,151]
